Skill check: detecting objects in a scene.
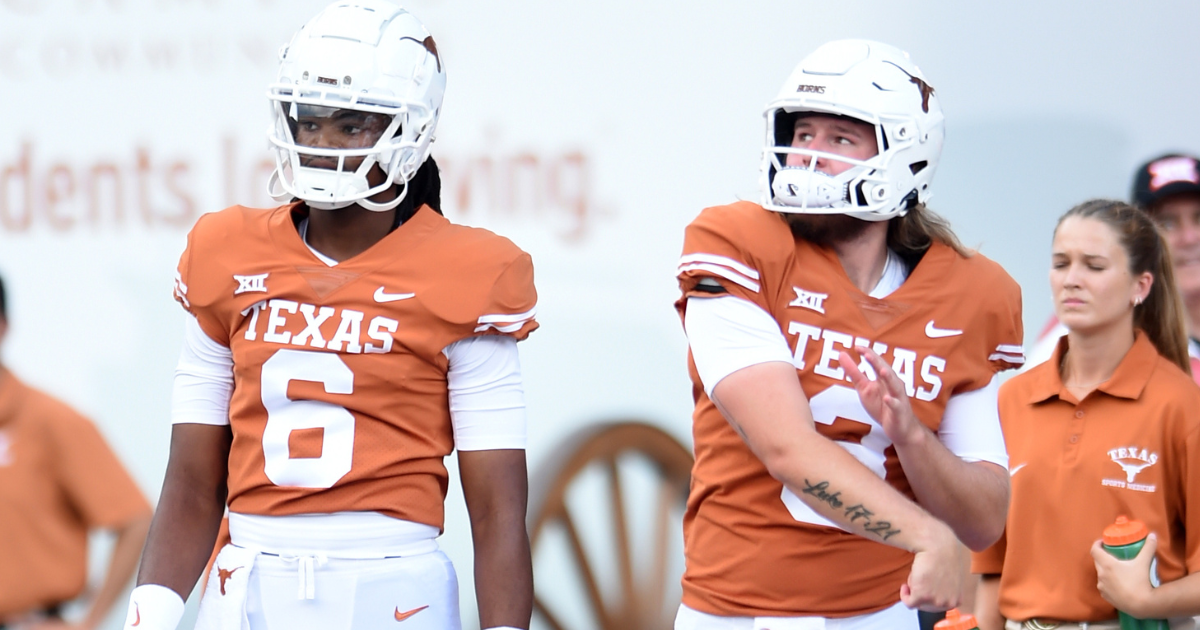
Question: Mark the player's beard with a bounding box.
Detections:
[785,213,872,247]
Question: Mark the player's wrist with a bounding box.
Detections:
[887,405,929,450]
[908,516,956,555]
[124,584,185,630]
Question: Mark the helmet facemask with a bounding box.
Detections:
[268,90,433,211]
[766,110,895,219]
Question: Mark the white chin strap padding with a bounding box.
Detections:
[772,168,847,209]
[294,166,369,205]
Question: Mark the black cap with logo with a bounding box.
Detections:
[1131,153,1200,209]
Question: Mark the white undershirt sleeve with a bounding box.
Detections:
[937,375,1008,468]
[172,315,234,426]
[684,295,795,396]
[444,335,527,451]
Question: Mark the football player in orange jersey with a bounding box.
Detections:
[674,40,1024,628]
[122,3,535,630]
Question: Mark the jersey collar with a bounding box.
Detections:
[1029,331,1160,404]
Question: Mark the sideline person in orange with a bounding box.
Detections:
[1024,154,1200,383]
[973,200,1200,630]
[0,271,153,630]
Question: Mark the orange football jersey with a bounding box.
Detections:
[173,203,537,530]
[675,201,1023,617]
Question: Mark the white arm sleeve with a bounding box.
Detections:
[444,335,527,451]
[171,315,234,426]
[938,375,1008,468]
[683,295,794,396]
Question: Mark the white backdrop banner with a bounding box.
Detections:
[3,1,1200,628]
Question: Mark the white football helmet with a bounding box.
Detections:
[761,40,944,221]
[267,0,446,211]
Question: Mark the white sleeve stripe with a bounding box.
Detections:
[995,344,1024,354]
[450,404,524,412]
[988,352,1026,364]
[477,307,537,325]
[173,272,191,307]
[677,263,761,293]
[678,253,761,280]
[474,321,530,333]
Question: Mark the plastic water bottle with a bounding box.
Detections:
[1101,516,1169,630]
[933,609,979,630]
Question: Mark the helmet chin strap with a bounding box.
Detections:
[266,159,408,212]
[768,157,901,222]
[357,181,407,212]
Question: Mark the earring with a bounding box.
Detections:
[1134,296,1143,306]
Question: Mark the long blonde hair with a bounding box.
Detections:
[1056,199,1192,375]
[887,203,973,259]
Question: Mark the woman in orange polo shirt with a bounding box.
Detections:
[973,199,1200,630]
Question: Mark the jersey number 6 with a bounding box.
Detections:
[260,349,356,489]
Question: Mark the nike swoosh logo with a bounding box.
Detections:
[395,605,429,622]
[374,287,416,303]
[132,603,141,627]
[925,321,963,338]
[1010,463,1027,476]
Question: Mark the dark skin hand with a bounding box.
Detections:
[458,449,533,629]
[134,423,231,598]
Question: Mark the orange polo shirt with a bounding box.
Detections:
[972,332,1200,623]
[0,368,151,617]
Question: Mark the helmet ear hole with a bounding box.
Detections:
[909,160,928,175]
[853,182,868,206]
[774,111,801,147]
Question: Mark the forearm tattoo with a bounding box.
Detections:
[802,479,901,541]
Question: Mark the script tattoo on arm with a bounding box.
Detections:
[802,479,902,541]
[801,479,844,508]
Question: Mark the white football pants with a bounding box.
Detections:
[194,543,460,630]
[674,601,919,630]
